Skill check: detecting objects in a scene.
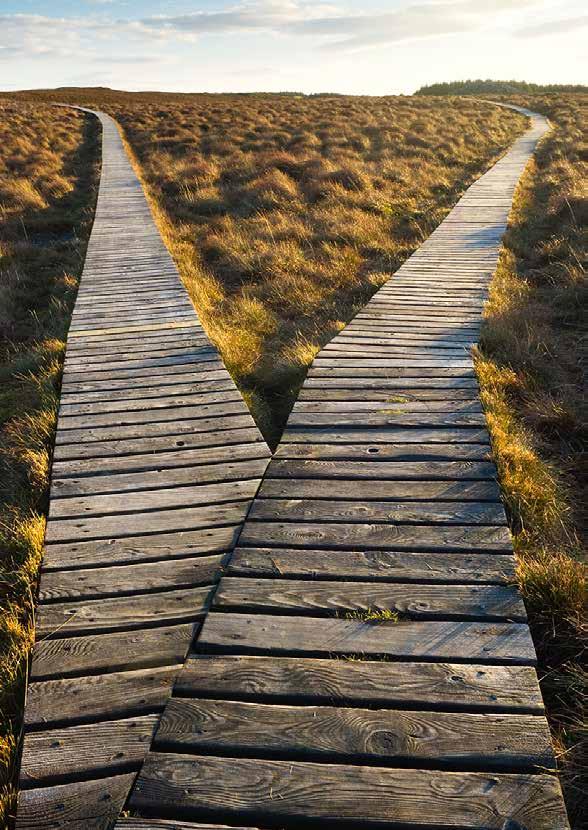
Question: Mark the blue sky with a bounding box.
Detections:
[2,0,586,93]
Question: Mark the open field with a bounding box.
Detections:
[0,88,585,826]
[12,89,528,443]
[0,100,100,822]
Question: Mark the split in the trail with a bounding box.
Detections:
[16,106,570,830]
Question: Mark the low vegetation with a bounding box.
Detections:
[0,101,99,824]
[1,86,584,825]
[475,93,586,823]
[416,79,588,95]
[12,89,527,443]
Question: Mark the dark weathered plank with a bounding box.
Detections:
[16,773,135,829]
[228,547,515,583]
[42,525,241,570]
[155,697,552,769]
[19,715,158,788]
[177,654,544,711]
[258,478,500,502]
[267,458,498,480]
[238,521,512,552]
[281,427,490,444]
[31,623,196,680]
[274,442,491,461]
[36,585,211,637]
[39,555,226,602]
[212,577,526,621]
[130,753,569,828]
[24,665,180,727]
[248,498,506,525]
[44,500,254,544]
[49,478,262,520]
[199,612,536,663]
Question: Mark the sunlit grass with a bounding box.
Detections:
[476,92,586,824]
[0,100,99,825]
[73,91,527,446]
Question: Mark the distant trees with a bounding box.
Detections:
[415,79,588,95]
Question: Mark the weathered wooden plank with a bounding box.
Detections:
[57,400,247,430]
[199,612,536,663]
[16,773,135,829]
[51,457,268,498]
[248,498,506,526]
[212,577,526,621]
[31,623,196,680]
[58,389,241,415]
[238,522,512,552]
[130,753,569,828]
[258,478,499,502]
[49,478,262,520]
[274,442,491,461]
[19,715,158,788]
[228,547,515,583]
[287,412,485,428]
[45,501,254,544]
[42,525,241,570]
[39,555,226,602]
[154,697,552,769]
[59,378,236,405]
[177,654,543,711]
[36,585,212,637]
[281,427,490,444]
[24,665,180,727]
[299,387,480,401]
[53,427,263,462]
[54,414,255,446]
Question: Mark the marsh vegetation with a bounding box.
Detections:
[0,87,585,825]
[0,100,99,821]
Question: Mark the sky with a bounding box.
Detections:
[1,0,586,94]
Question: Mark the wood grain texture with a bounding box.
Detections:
[35,585,212,637]
[228,547,516,583]
[155,697,553,769]
[199,612,536,663]
[178,654,544,711]
[19,716,158,787]
[212,576,526,621]
[31,623,196,680]
[24,666,180,727]
[130,753,569,829]
[16,774,135,829]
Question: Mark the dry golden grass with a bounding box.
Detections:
[2,87,584,823]
[105,94,525,443]
[24,90,526,443]
[475,93,587,824]
[0,100,99,825]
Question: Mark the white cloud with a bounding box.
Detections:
[515,14,588,38]
[0,0,585,92]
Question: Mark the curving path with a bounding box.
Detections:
[16,105,570,829]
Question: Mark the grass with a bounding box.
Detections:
[0,100,100,825]
[474,93,587,824]
[0,87,584,825]
[345,609,400,624]
[10,89,527,446]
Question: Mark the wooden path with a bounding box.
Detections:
[16,110,270,827]
[16,105,570,829]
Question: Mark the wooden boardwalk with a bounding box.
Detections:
[16,110,270,827]
[17,105,570,829]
